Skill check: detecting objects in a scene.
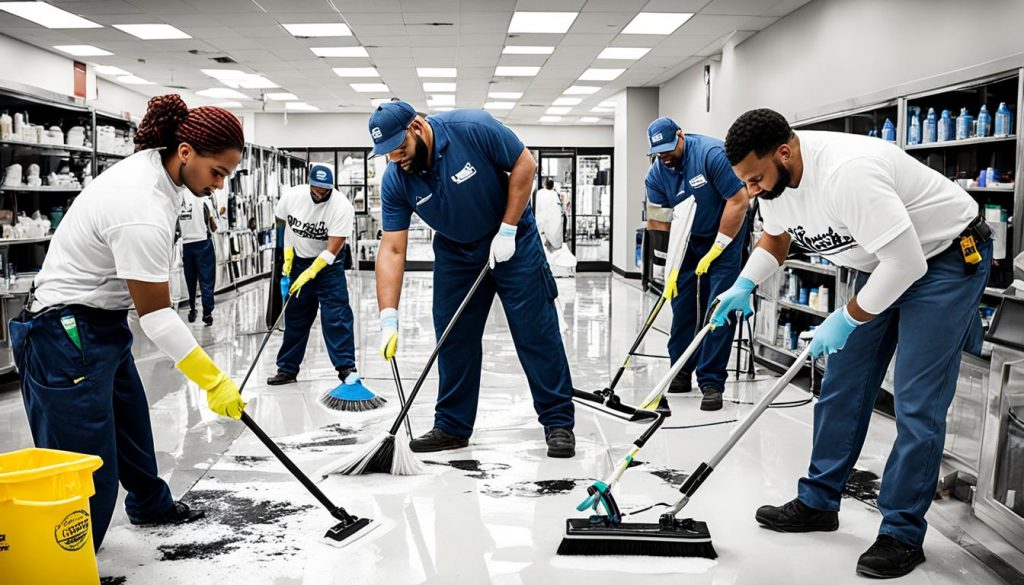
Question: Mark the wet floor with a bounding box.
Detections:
[0,272,1019,584]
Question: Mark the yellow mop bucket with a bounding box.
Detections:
[0,447,103,585]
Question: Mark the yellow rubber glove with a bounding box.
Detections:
[662,268,680,300]
[380,308,398,360]
[176,346,246,419]
[289,256,328,297]
[282,246,295,276]
[696,243,726,276]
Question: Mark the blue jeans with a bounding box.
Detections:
[797,239,992,547]
[432,213,574,438]
[668,230,745,392]
[9,306,174,550]
[182,238,216,316]
[275,258,355,375]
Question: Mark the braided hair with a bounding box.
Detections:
[135,94,244,155]
[724,108,793,165]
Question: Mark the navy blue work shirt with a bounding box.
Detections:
[380,109,526,243]
[645,134,744,239]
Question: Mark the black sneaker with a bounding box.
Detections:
[545,427,575,458]
[130,501,205,526]
[187,309,197,323]
[700,387,723,411]
[668,370,692,394]
[856,535,925,579]
[266,371,297,385]
[409,428,469,453]
[755,497,839,532]
[336,366,355,382]
[202,314,213,327]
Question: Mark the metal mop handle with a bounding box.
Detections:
[239,296,291,394]
[606,294,667,393]
[390,358,414,438]
[386,265,490,436]
[637,323,713,409]
[662,345,813,518]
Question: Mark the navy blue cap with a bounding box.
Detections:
[369,100,417,156]
[309,162,334,189]
[647,117,681,154]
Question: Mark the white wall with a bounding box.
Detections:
[659,0,1024,137]
[0,34,97,101]
[612,88,658,276]
[91,78,149,121]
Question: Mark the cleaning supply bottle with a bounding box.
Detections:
[938,110,953,142]
[818,285,829,312]
[881,118,896,142]
[957,108,973,140]
[909,111,921,145]
[995,102,1013,136]
[978,105,991,137]
[923,108,937,143]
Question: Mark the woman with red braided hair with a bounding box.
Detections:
[8,94,247,550]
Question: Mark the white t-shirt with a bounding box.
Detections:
[759,131,977,272]
[275,184,353,258]
[179,191,213,244]
[34,149,182,310]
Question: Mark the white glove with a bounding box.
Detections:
[489,222,517,268]
[379,308,398,360]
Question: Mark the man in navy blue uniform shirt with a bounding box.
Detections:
[368,100,575,458]
[645,117,749,411]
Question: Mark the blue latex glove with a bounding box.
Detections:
[280,274,291,301]
[709,277,756,328]
[809,306,862,357]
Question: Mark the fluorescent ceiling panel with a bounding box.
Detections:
[117,75,154,85]
[552,97,581,106]
[0,2,101,29]
[508,12,578,34]
[53,45,111,56]
[597,47,650,60]
[93,65,129,76]
[113,24,190,40]
[427,94,455,106]
[621,12,693,35]
[577,116,601,123]
[350,83,390,93]
[310,46,369,58]
[579,68,623,81]
[598,100,616,108]
[495,66,540,77]
[282,23,351,37]
[417,68,457,78]
[286,102,319,111]
[546,106,571,115]
[332,67,379,77]
[196,87,250,99]
[563,85,600,95]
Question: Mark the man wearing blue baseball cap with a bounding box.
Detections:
[645,117,750,411]
[265,162,375,399]
[367,100,575,458]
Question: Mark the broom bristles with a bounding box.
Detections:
[317,430,426,476]
[556,538,717,558]
[320,393,387,412]
[319,431,392,477]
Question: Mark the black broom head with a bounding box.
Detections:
[557,517,717,559]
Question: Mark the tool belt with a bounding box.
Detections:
[940,214,991,274]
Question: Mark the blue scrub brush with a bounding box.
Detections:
[321,372,387,412]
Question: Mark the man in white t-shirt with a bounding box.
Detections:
[267,163,374,396]
[179,190,217,325]
[714,109,991,579]
[535,179,564,249]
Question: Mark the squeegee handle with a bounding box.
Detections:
[608,294,668,391]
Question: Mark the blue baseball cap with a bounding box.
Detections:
[647,117,681,154]
[369,100,417,157]
[309,162,334,189]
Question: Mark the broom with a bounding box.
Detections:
[319,265,490,477]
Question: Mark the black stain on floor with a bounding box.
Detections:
[424,459,513,480]
[843,468,880,509]
[647,468,690,486]
[100,577,127,585]
[184,489,315,529]
[231,455,271,465]
[158,536,244,562]
[279,425,359,451]
[482,478,586,498]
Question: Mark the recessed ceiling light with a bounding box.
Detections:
[590,106,614,113]
[310,46,369,58]
[489,91,523,99]
[502,46,554,55]
[563,85,600,95]
[598,100,616,108]
[53,45,112,56]
[113,24,191,40]
[0,2,101,29]
[539,116,562,123]
[282,23,351,37]
[350,83,389,93]
[577,116,601,123]
[93,65,130,76]
[423,82,456,92]
[546,106,571,115]
[196,88,249,99]
[286,102,319,111]
[621,12,693,35]
[484,102,516,110]
[265,92,298,101]
[552,97,581,106]
[579,68,624,81]
[598,47,650,60]
[495,66,540,77]
[417,68,457,78]
[216,101,244,108]
[230,76,278,89]
[427,94,455,106]
[508,12,578,34]
[117,75,154,85]
[332,67,379,78]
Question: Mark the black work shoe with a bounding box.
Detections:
[546,427,576,458]
[668,370,692,394]
[700,387,723,411]
[409,428,469,453]
[187,309,197,323]
[202,314,213,327]
[336,366,355,382]
[266,371,297,385]
[755,497,839,532]
[856,535,925,579]
[654,395,672,416]
[131,501,205,526]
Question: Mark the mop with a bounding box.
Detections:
[573,197,697,423]
[319,265,490,477]
[234,295,376,545]
[558,344,813,558]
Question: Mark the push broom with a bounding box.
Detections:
[558,343,814,558]
[319,265,490,477]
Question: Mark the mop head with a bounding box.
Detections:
[557,516,717,558]
[323,516,375,548]
[320,373,387,412]
[319,431,426,476]
[572,388,666,423]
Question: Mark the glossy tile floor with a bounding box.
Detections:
[0,272,1020,584]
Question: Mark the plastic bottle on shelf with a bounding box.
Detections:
[818,285,829,311]
[977,105,991,137]
[0,112,11,141]
[808,288,819,310]
[956,108,973,140]
[923,108,937,143]
[881,118,896,142]
[938,110,953,142]
[995,102,1013,137]
[908,111,921,145]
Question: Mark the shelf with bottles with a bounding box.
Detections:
[905,134,1016,151]
[905,73,1017,149]
[783,257,837,276]
[792,101,899,143]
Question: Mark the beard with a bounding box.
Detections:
[310,189,331,204]
[402,134,430,175]
[760,160,791,200]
